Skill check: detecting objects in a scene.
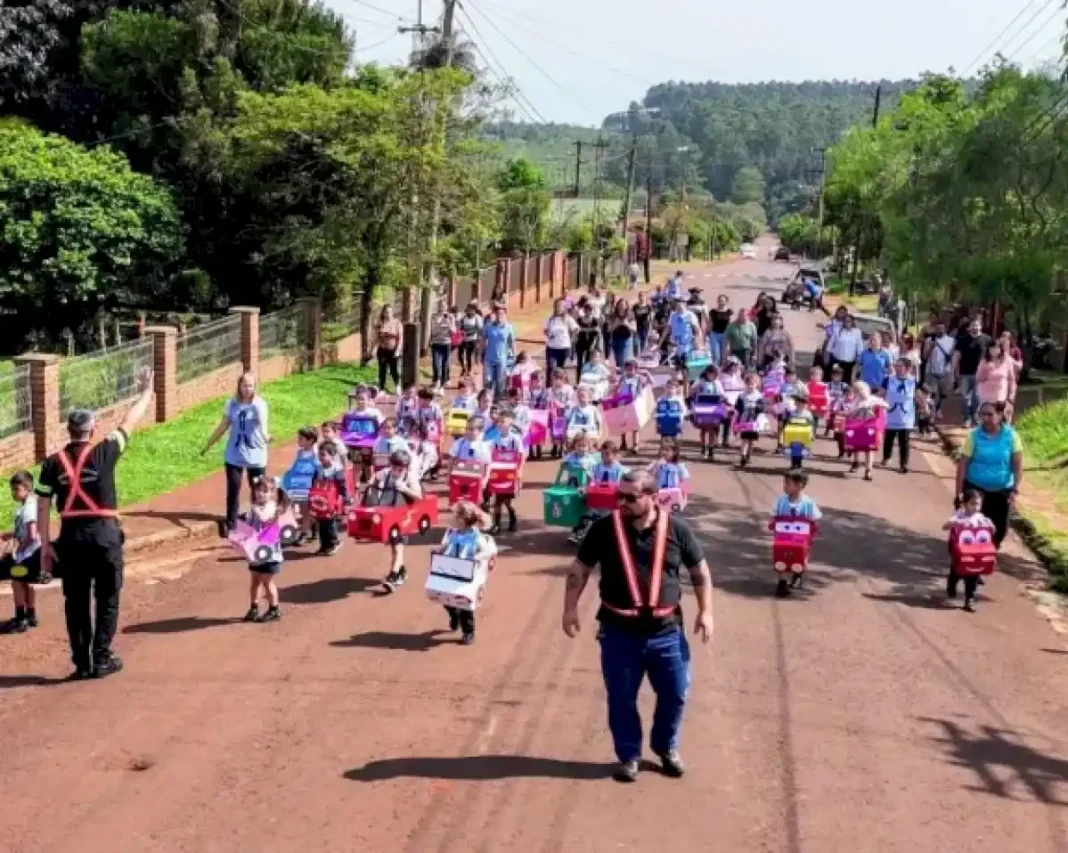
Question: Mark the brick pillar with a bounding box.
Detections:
[144,326,177,422]
[229,306,260,375]
[297,296,322,370]
[14,354,60,461]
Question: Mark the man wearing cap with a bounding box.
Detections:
[36,367,154,680]
[562,470,714,783]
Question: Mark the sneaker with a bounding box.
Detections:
[775,578,790,598]
[900,465,909,475]
[849,461,859,473]
[489,522,501,535]
[656,749,685,778]
[963,599,976,613]
[0,618,28,634]
[92,656,124,679]
[324,543,341,557]
[25,613,38,628]
[461,631,475,645]
[789,572,803,588]
[257,607,281,623]
[612,759,640,783]
[863,471,873,482]
[567,531,582,545]
[67,666,95,682]
[244,605,259,622]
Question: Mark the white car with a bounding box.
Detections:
[740,243,757,260]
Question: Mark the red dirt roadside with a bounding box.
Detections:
[2,248,1068,852]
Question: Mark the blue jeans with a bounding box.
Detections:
[484,360,508,401]
[636,327,649,355]
[959,374,978,425]
[430,344,450,385]
[709,332,724,366]
[611,338,633,368]
[598,622,691,762]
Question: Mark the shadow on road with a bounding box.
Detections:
[280,576,381,604]
[0,674,69,690]
[921,717,1068,805]
[330,629,454,651]
[344,754,614,782]
[123,616,241,634]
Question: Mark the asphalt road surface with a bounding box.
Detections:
[2,247,1068,853]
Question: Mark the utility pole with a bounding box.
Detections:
[644,168,653,283]
[813,147,826,265]
[573,141,584,197]
[620,134,638,265]
[849,86,882,296]
[590,137,608,283]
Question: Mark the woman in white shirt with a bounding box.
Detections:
[544,298,579,372]
[827,313,864,384]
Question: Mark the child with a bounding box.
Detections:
[915,386,933,437]
[883,358,917,474]
[438,501,495,644]
[396,382,419,434]
[488,409,525,533]
[690,365,724,460]
[0,472,42,633]
[548,368,575,458]
[367,450,424,591]
[720,359,746,449]
[830,383,856,458]
[347,387,383,482]
[782,391,815,470]
[474,388,494,425]
[807,364,828,433]
[581,349,612,383]
[452,378,478,414]
[288,426,320,543]
[313,441,349,556]
[505,387,532,436]
[771,470,822,597]
[243,476,287,623]
[735,372,767,467]
[409,423,441,482]
[566,385,603,440]
[616,359,650,453]
[655,378,688,441]
[450,417,493,465]
[528,370,550,410]
[846,381,889,482]
[414,387,445,436]
[943,489,995,612]
[774,367,800,451]
[512,351,537,390]
[649,439,690,489]
[562,431,597,486]
[824,364,848,436]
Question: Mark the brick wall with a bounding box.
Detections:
[175,363,244,411]
[0,431,34,471]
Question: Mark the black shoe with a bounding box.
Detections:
[976,576,985,586]
[26,613,38,628]
[963,598,976,613]
[461,631,475,645]
[849,461,859,472]
[776,578,790,598]
[900,466,909,474]
[946,577,958,599]
[217,519,232,539]
[507,510,517,533]
[863,471,873,482]
[448,611,460,631]
[613,759,640,783]
[244,605,259,622]
[324,543,341,556]
[0,618,28,634]
[92,656,124,679]
[257,606,280,623]
[67,666,95,682]
[656,749,685,778]
[489,522,501,535]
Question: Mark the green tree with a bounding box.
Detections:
[496,156,550,253]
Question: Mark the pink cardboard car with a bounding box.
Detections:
[228,508,300,565]
[657,483,689,512]
[844,409,886,452]
[525,408,549,448]
[602,387,655,435]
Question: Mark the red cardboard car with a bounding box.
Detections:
[346,496,440,544]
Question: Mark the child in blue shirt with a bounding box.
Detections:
[649,439,690,489]
[771,469,822,597]
[313,441,350,556]
[488,410,525,533]
[569,440,629,544]
[438,501,496,644]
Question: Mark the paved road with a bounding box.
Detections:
[2,249,1068,853]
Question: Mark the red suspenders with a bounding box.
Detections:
[602,509,675,619]
[54,444,118,519]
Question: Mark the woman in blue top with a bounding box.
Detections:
[203,372,271,535]
[954,400,1024,547]
[881,359,916,473]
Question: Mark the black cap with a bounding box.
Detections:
[67,409,95,431]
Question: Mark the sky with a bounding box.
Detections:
[331,0,1068,125]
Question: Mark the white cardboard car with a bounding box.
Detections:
[740,243,757,260]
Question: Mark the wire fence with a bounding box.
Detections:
[176,315,242,384]
[0,363,33,439]
[59,338,154,415]
[259,305,307,361]
[323,298,363,344]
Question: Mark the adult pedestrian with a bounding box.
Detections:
[601,292,617,355]
[918,311,942,383]
[665,271,684,302]
[882,358,917,473]
[708,295,732,366]
[481,302,515,402]
[608,299,637,367]
[544,298,579,372]
[754,294,778,338]
[633,291,653,355]
[953,317,990,428]
[825,313,864,384]
[922,318,956,420]
[668,298,704,390]
[574,301,602,384]
[999,330,1024,377]
[976,339,1017,412]
[587,283,606,322]
[628,260,641,290]
[372,305,403,393]
[203,372,271,536]
[859,332,892,393]
[457,301,483,378]
[724,308,758,367]
[954,400,1024,552]
[756,313,794,369]
[817,305,850,370]
[563,471,713,783]
[36,367,154,680]
[428,302,455,390]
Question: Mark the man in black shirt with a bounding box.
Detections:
[37,367,154,680]
[952,318,990,427]
[564,471,713,783]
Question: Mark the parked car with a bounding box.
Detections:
[740,243,757,260]
[774,246,791,262]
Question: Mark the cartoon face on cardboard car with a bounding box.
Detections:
[950,525,997,575]
[449,459,486,504]
[772,518,815,574]
[488,449,522,497]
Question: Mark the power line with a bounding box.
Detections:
[997,0,1062,61]
[349,0,408,21]
[961,1,1040,74]
[464,0,593,114]
[1006,1,1068,60]
[357,31,404,56]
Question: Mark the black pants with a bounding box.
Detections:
[947,571,980,601]
[545,346,570,372]
[445,606,475,634]
[431,343,451,385]
[58,525,123,670]
[965,481,1012,547]
[575,344,594,384]
[225,463,265,529]
[830,358,856,384]
[458,341,477,373]
[377,347,400,392]
[318,517,339,550]
[883,428,911,468]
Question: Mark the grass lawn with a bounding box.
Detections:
[1013,399,1068,591]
